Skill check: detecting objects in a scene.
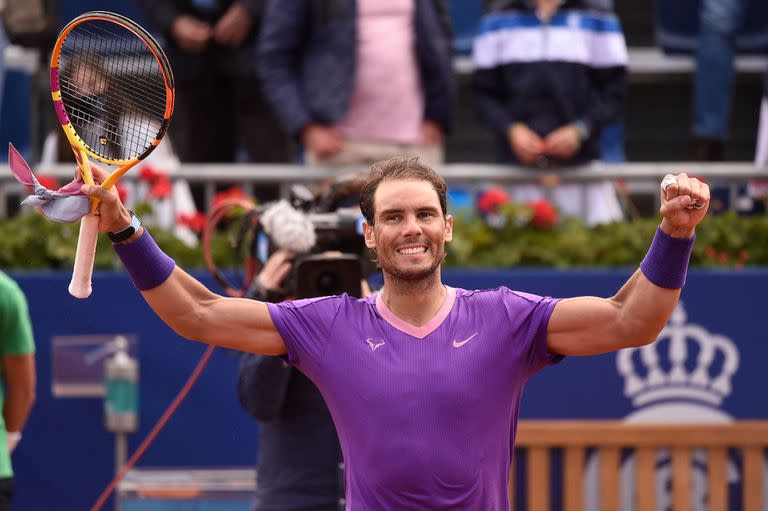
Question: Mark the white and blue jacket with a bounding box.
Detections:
[472,0,628,164]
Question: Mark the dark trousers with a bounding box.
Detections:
[0,477,14,511]
[170,73,294,208]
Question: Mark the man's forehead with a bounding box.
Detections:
[374,179,440,209]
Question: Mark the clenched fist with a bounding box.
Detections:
[659,173,710,238]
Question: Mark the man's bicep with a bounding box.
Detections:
[200,299,287,355]
[546,296,623,356]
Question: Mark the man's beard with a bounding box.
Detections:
[380,246,445,283]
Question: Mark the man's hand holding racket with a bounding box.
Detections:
[81,166,136,238]
[659,173,710,238]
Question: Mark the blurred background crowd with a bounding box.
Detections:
[0,0,766,227]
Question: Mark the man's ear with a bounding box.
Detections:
[362,220,376,248]
[444,214,453,243]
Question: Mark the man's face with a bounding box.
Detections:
[362,178,453,281]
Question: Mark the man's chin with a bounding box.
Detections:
[385,263,439,282]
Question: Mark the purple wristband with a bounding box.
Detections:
[640,226,695,289]
[113,230,176,290]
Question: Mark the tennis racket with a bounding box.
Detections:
[51,11,174,298]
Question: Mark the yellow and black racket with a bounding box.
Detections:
[51,11,174,298]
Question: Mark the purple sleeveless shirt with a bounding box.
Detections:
[266,286,560,510]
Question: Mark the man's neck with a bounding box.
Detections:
[379,271,447,327]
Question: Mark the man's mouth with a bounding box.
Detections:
[397,246,427,255]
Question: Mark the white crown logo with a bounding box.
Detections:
[617,302,739,408]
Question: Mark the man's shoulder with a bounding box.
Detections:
[454,286,550,307]
[0,273,25,306]
[281,293,374,311]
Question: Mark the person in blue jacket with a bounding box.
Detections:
[258,0,454,167]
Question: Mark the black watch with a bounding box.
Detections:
[108,211,141,243]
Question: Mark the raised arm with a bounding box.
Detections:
[547,173,709,356]
[81,168,286,356]
[142,267,286,354]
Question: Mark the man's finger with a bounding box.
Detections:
[80,183,112,202]
[660,194,694,216]
[660,174,678,201]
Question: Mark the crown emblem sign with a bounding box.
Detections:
[617,302,739,407]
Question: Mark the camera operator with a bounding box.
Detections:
[236,176,371,511]
[237,248,343,511]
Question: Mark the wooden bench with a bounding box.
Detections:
[513,421,768,511]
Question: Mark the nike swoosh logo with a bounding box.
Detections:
[452,332,479,348]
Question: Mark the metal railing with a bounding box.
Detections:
[0,161,765,219]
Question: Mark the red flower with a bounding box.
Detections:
[213,187,248,208]
[149,175,172,200]
[527,199,558,229]
[476,187,509,214]
[139,164,164,182]
[177,212,207,233]
[116,183,129,204]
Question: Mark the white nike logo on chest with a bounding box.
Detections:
[452,332,479,348]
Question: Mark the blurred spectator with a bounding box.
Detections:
[135,0,293,202]
[690,0,745,161]
[0,19,5,113]
[745,68,767,213]
[756,69,768,167]
[259,0,454,167]
[0,272,35,511]
[472,0,628,225]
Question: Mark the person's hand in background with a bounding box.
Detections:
[508,123,545,165]
[421,121,444,146]
[252,249,294,297]
[170,15,212,53]
[543,124,581,160]
[213,2,253,48]
[302,124,344,160]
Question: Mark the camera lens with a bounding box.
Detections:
[316,272,338,295]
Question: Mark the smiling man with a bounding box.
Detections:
[82,156,710,510]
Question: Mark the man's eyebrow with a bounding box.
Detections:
[378,205,440,216]
[378,207,405,217]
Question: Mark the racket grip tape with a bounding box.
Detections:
[69,214,100,298]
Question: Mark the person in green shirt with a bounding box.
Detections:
[0,272,35,510]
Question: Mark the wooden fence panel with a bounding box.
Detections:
[563,447,584,511]
[635,447,656,511]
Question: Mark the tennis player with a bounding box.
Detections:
[82,157,708,510]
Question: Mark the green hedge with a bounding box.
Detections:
[0,210,765,269]
[447,209,767,268]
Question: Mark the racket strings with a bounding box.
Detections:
[61,23,168,113]
[58,20,168,161]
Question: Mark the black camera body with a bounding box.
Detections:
[282,208,372,299]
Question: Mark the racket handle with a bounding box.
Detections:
[69,214,100,299]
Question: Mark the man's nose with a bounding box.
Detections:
[402,214,422,235]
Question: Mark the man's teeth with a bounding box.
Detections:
[398,247,426,255]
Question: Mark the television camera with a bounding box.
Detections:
[202,180,375,300]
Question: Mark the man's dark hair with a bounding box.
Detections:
[360,156,448,225]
